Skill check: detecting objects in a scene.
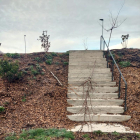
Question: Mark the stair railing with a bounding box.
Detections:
[100,35,127,112]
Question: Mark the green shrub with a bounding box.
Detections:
[30,65,34,70]
[45,59,52,65]
[6,53,12,57]
[82,134,89,138]
[36,64,42,72]
[45,54,53,59]
[63,62,68,65]
[119,61,131,67]
[35,57,42,63]
[108,53,115,58]
[65,51,69,55]
[6,53,20,58]
[31,70,38,75]
[0,106,5,113]
[0,59,23,82]
[51,52,57,56]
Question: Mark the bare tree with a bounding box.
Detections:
[37,31,50,52]
[83,38,88,50]
[121,34,129,48]
[98,0,126,48]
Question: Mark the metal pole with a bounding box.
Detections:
[118,74,121,98]
[112,61,114,81]
[24,35,26,54]
[102,20,103,37]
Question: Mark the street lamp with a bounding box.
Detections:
[99,19,104,37]
[24,35,26,54]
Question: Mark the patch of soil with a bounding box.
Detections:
[0,49,140,140]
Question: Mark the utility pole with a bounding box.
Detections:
[24,35,26,54]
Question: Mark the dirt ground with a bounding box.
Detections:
[0,49,140,139]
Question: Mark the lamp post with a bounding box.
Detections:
[99,19,104,37]
[24,35,26,54]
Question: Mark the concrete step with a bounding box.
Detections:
[68,81,116,86]
[68,78,111,82]
[69,64,107,69]
[69,50,103,52]
[67,99,123,106]
[67,92,118,99]
[69,57,106,61]
[67,106,124,114]
[69,68,110,73]
[68,86,118,93]
[69,61,107,65]
[70,56,104,59]
[68,73,112,77]
[67,114,131,122]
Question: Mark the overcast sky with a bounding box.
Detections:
[0,0,140,53]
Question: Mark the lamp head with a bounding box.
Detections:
[99,19,104,21]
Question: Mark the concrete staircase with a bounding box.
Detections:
[67,50,131,122]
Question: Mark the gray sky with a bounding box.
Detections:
[0,0,140,53]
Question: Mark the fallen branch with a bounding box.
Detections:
[50,71,62,86]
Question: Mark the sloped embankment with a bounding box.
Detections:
[0,49,140,139]
[104,48,140,132]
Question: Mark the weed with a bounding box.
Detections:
[5,135,17,140]
[111,131,120,136]
[136,133,140,138]
[4,101,9,106]
[41,72,45,75]
[45,59,52,65]
[5,128,75,140]
[55,62,59,65]
[63,62,68,65]
[119,61,131,67]
[35,57,42,63]
[93,130,103,135]
[22,69,28,74]
[0,106,5,112]
[51,52,57,56]
[82,134,89,138]
[19,129,28,139]
[33,76,36,80]
[22,96,26,102]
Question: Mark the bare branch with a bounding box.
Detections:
[113,0,126,26]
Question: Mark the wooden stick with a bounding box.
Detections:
[50,71,62,86]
